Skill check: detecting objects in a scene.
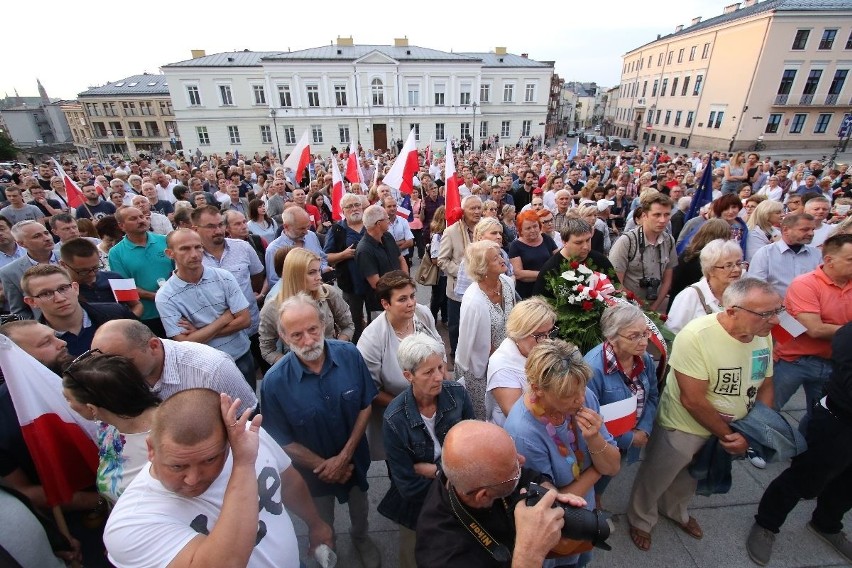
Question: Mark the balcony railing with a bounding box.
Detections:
[799,94,814,105]
[825,94,839,105]
[774,94,788,105]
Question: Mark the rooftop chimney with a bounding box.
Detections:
[336,36,354,46]
[723,2,740,14]
[394,37,408,47]
[742,0,756,6]
[691,16,702,25]
[521,53,528,58]
[675,24,684,32]
[191,49,206,59]
[495,47,507,55]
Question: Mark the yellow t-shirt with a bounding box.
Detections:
[658,314,773,437]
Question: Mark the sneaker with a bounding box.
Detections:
[808,522,852,562]
[747,448,767,469]
[352,535,382,568]
[746,523,776,566]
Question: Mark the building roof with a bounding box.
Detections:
[458,52,552,68]
[78,74,170,97]
[163,51,282,68]
[629,0,851,53]
[262,45,479,63]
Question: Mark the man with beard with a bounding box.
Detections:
[260,293,380,568]
[324,193,368,342]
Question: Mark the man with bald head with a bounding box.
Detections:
[104,389,332,568]
[264,206,328,286]
[416,420,586,567]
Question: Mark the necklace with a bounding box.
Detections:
[480,279,502,298]
[392,318,413,339]
[528,394,583,480]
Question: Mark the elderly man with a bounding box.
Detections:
[356,204,406,313]
[627,278,780,551]
[92,319,256,413]
[416,420,586,567]
[261,293,380,568]
[804,196,835,247]
[748,212,820,298]
[105,389,333,568]
[224,210,265,265]
[382,195,414,261]
[264,207,327,287]
[0,220,60,319]
[130,195,172,235]
[141,181,174,219]
[324,193,368,341]
[265,178,287,222]
[0,217,24,271]
[552,189,573,236]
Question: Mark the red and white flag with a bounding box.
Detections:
[109,278,140,302]
[345,143,364,185]
[444,138,462,225]
[599,396,638,438]
[330,152,345,222]
[396,205,412,220]
[425,137,432,167]
[772,311,807,344]
[383,128,419,195]
[282,130,311,184]
[50,158,85,208]
[0,335,98,507]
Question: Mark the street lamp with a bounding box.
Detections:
[472,102,477,149]
[269,108,282,161]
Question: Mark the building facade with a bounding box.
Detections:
[161,39,553,155]
[78,74,181,158]
[614,0,852,152]
[60,101,96,160]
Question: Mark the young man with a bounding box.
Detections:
[0,186,44,225]
[76,184,116,220]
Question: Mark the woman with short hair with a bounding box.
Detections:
[509,210,557,299]
[745,200,783,263]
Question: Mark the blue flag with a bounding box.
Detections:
[686,160,713,222]
[567,138,579,161]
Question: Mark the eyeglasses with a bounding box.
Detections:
[65,261,104,277]
[63,348,103,400]
[464,461,522,496]
[714,260,746,271]
[733,305,785,320]
[618,330,652,342]
[31,283,74,301]
[531,326,560,343]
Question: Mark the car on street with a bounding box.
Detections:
[609,138,639,151]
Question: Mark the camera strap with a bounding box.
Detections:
[637,227,664,281]
[447,483,511,563]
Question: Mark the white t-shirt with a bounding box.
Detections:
[421,412,442,460]
[105,428,299,568]
[486,338,528,426]
[812,222,836,248]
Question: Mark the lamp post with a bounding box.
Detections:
[472,101,477,149]
[269,108,282,161]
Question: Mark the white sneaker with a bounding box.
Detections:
[747,448,766,469]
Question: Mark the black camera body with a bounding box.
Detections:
[523,483,612,551]
[639,277,661,301]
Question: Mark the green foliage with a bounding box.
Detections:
[0,131,18,161]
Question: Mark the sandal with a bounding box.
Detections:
[672,516,703,540]
[629,525,652,551]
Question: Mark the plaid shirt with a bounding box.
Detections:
[602,341,646,421]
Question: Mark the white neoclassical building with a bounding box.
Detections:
[161,38,553,155]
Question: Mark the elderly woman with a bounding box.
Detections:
[584,303,659,507]
[486,297,558,426]
[666,239,744,334]
[454,217,515,298]
[504,339,620,567]
[509,209,558,299]
[456,240,516,419]
[745,200,783,263]
[379,334,474,568]
[62,352,160,503]
[358,271,443,461]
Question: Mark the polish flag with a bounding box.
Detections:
[345,143,364,185]
[109,278,140,302]
[444,138,462,225]
[384,128,419,195]
[283,130,311,184]
[772,311,807,344]
[50,158,85,208]
[600,396,638,438]
[396,205,412,220]
[0,335,98,507]
[330,152,345,222]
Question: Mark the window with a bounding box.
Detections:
[648,55,653,67]
[283,126,296,145]
[196,126,210,145]
[670,136,676,145]
[655,110,661,124]
[140,102,153,116]
[503,83,514,103]
[689,46,696,61]
[652,79,659,97]
[819,29,837,50]
[278,85,292,107]
[847,30,852,49]
[667,51,673,64]
[435,123,445,141]
[678,48,684,63]
[460,83,471,106]
[145,121,160,137]
[803,69,822,94]
[407,85,420,107]
[778,69,797,94]
[681,76,691,96]
[407,123,420,141]
[829,70,848,94]
[460,122,470,138]
[219,85,234,106]
[187,85,202,106]
[434,84,446,106]
[765,114,782,133]
[674,111,682,127]
[501,120,510,138]
[104,102,118,116]
[708,111,716,128]
[92,122,107,137]
[339,125,350,144]
[664,110,671,125]
[685,111,694,127]
[642,80,648,97]
[671,77,679,96]
[260,125,272,144]
[480,121,488,138]
[480,83,490,103]
[159,100,173,115]
[693,74,703,95]
[306,85,320,107]
[334,85,347,107]
[121,102,135,116]
[165,121,178,138]
[702,43,711,59]
[790,113,807,133]
[371,79,384,106]
[714,111,724,128]
[792,29,810,50]
[658,53,663,66]
[108,122,124,137]
[253,85,266,105]
[814,113,832,133]
[660,78,668,96]
[525,83,536,103]
[227,125,240,144]
[127,121,142,136]
[522,120,531,137]
[311,124,323,144]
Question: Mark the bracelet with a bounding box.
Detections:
[589,443,609,455]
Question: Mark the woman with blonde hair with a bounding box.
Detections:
[258,247,353,365]
[454,217,514,298]
[745,200,783,262]
[722,152,748,195]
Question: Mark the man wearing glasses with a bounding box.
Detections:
[59,238,143,317]
[325,193,368,342]
[355,205,406,314]
[627,278,779,552]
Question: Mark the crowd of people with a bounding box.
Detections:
[0,140,851,568]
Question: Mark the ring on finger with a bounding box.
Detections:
[229,421,239,428]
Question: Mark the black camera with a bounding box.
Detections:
[639,277,661,301]
[524,483,612,551]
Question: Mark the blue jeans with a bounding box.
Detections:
[773,356,832,435]
[234,349,257,391]
[447,298,461,357]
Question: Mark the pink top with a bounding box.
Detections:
[410,199,423,230]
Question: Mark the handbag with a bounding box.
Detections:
[415,244,440,286]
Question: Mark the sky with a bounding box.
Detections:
[8,0,727,100]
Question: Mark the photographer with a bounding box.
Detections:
[416,420,588,567]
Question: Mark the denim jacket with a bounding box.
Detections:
[584,344,659,464]
[378,381,474,529]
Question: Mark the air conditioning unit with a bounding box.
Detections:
[637,98,646,105]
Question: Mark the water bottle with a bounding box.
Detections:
[313,544,337,568]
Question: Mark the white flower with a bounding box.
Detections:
[577,264,593,276]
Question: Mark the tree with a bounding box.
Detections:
[0,131,18,161]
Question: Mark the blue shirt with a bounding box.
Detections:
[201,239,264,336]
[155,266,251,359]
[260,340,378,500]
[0,244,25,270]
[264,230,328,286]
[109,233,173,320]
[77,270,126,304]
[747,239,821,298]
